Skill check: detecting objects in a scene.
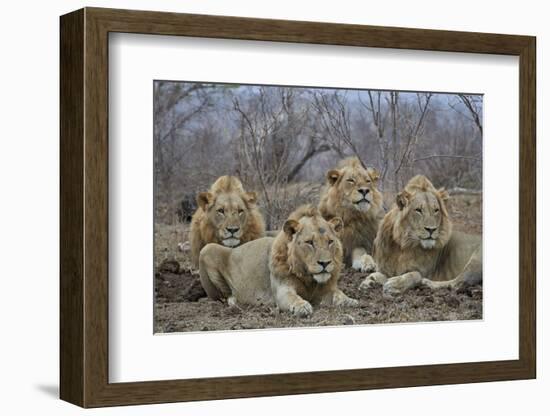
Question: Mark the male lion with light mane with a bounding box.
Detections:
[189,175,265,268]
[199,205,358,317]
[359,175,482,297]
[319,157,384,272]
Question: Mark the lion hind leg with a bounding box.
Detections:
[351,247,377,273]
[383,271,422,298]
[199,244,233,301]
[423,247,482,291]
[189,222,204,270]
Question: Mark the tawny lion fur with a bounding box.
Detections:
[319,157,384,269]
[198,205,358,317]
[189,175,265,268]
[361,175,482,296]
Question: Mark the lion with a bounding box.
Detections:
[359,175,482,297]
[319,157,384,272]
[199,205,358,317]
[189,175,265,268]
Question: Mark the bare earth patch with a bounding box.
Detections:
[154,194,482,333]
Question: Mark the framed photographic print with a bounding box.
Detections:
[60,7,536,408]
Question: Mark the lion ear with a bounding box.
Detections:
[368,167,381,182]
[283,219,300,240]
[197,192,214,210]
[326,169,341,186]
[438,188,450,202]
[396,190,410,210]
[244,191,257,206]
[329,217,344,234]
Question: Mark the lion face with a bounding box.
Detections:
[326,163,380,213]
[198,190,257,248]
[393,179,451,250]
[284,214,344,283]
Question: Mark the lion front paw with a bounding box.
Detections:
[343,297,359,308]
[383,272,422,298]
[352,254,378,273]
[227,295,241,309]
[421,278,437,290]
[359,276,377,291]
[332,291,359,307]
[291,300,313,318]
[359,272,386,292]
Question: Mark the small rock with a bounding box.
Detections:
[444,295,460,308]
[342,314,355,325]
[227,305,242,315]
[159,259,180,274]
[164,323,176,332]
[178,241,191,252]
[470,288,483,300]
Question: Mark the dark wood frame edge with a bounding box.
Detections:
[60,7,536,408]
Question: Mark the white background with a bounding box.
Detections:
[0,0,546,414]
[110,34,518,382]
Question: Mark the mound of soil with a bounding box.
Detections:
[155,260,206,303]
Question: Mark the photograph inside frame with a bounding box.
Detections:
[153,81,483,333]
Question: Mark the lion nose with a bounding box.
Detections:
[226,226,240,234]
[424,226,437,235]
[358,187,370,196]
[317,260,331,270]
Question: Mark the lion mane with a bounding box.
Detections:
[269,205,343,281]
[319,157,384,268]
[189,175,265,268]
[361,175,482,295]
[199,204,358,317]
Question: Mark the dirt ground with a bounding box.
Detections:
[154,194,482,333]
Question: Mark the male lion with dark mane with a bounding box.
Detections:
[359,175,482,297]
[198,205,358,317]
[319,157,384,272]
[189,175,265,268]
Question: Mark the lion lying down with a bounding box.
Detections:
[360,175,482,297]
[199,205,358,317]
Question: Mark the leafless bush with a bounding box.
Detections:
[154,81,483,226]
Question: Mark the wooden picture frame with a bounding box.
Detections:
[60,7,536,408]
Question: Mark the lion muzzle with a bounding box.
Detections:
[313,272,332,284]
[353,196,372,212]
[420,238,436,249]
[222,237,241,247]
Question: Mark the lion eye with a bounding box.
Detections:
[415,208,422,214]
[217,208,225,215]
[434,208,440,213]
[238,209,244,215]
[328,239,334,245]
[346,178,355,183]
[305,240,314,246]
